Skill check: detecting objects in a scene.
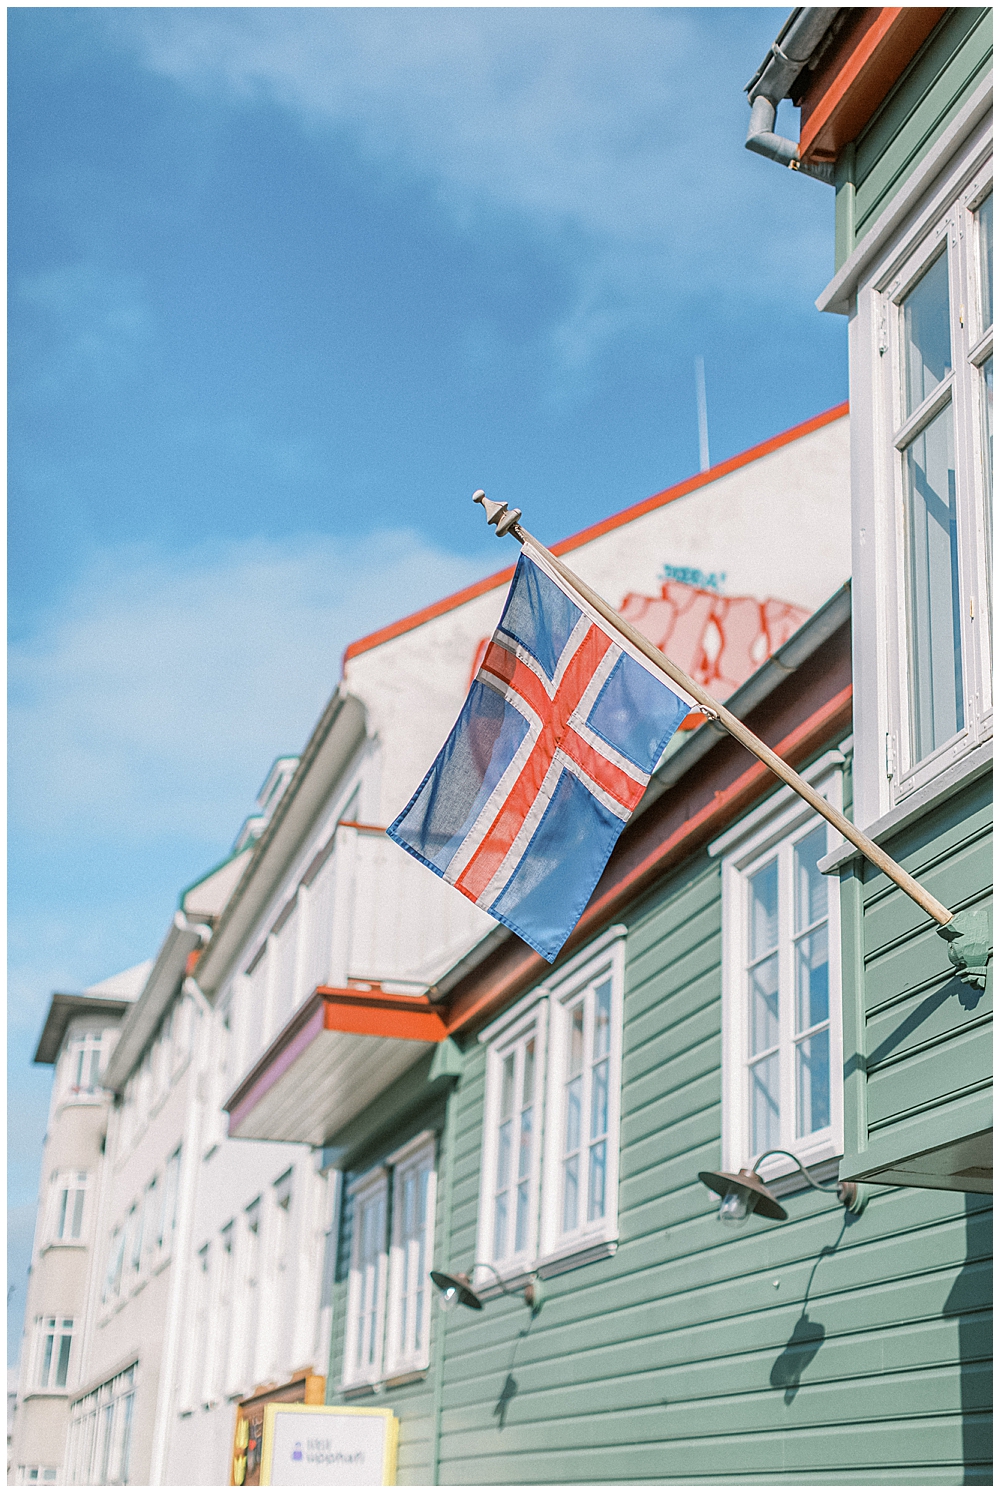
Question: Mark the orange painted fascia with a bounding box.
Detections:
[342,404,849,664]
[317,986,448,1042]
[445,683,853,1037]
[799,8,947,164]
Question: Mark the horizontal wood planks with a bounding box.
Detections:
[858,773,992,1145]
[427,826,991,1484]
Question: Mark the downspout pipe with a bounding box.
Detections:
[744,7,840,184]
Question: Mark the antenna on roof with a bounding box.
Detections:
[695,356,710,473]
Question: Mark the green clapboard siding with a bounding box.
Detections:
[424,803,991,1484]
[841,768,992,1173]
[850,8,992,246]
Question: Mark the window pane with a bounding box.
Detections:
[55,1328,72,1388]
[795,926,829,1032]
[749,861,778,960]
[564,1074,582,1156]
[750,1053,780,1156]
[41,1328,54,1387]
[905,401,963,759]
[569,1005,584,1077]
[562,1153,579,1234]
[590,1058,609,1142]
[902,250,951,415]
[71,1187,86,1239]
[57,1189,69,1240]
[796,1029,831,1137]
[521,1038,534,1107]
[983,355,993,504]
[499,1052,515,1121]
[979,192,993,330]
[593,980,611,1060]
[794,826,827,932]
[587,1140,607,1222]
[749,954,779,1057]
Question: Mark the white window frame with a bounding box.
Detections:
[851,124,992,827]
[715,754,846,1179]
[340,1167,388,1390]
[475,926,626,1288]
[383,1132,437,1379]
[63,1031,105,1101]
[33,1316,74,1391]
[538,937,626,1264]
[68,1362,137,1486]
[475,1000,548,1283]
[47,1171,88,1244]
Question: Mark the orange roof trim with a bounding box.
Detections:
[799,8,947,164]
[343,403,849,663]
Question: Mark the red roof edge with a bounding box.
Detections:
[342,402,849,665]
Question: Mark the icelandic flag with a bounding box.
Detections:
[387,544,694,962]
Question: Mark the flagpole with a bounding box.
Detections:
[472,492,953,928]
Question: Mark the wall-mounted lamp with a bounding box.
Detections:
[430,1262,543,1315]
[698,1149,865,1227]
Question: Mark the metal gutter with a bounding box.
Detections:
[744,7,841,183]
[194,690,367,998]
[103,913,209,1092]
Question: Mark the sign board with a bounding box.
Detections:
[232,1374,325,1486]
[260,1404,398,1486]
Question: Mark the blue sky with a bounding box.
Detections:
[8,6,847,1362]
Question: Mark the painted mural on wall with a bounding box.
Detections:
[619,578,810,703]
[467,577,809,725]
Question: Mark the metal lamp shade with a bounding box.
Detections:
[429,1269,484,1310]
[697,1166,789,1222]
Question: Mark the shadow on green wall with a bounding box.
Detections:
[769,1210,863,1403]
[944,1193,992,1485]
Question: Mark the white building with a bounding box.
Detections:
[10,965,146,1485]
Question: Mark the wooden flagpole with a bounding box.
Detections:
[473,492,954,928]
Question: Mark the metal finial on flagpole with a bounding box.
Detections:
[473,490,523,539]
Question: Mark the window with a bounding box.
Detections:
[342,1170,388,1388]
[861,144,993,815]
[49,1172,88,1243]
[482,1018,544,1274]
[241,1199,262,1390]
[269,1170,295,1373]
[475,928,626,1287]
[65,1031,104,1098]
[715,755,845,1175]
[34,1317,73,1390]
[140,1178,159,1271]
[158,1147,181,1258]
[103,1227,125,1304]
[68,1363,136,1485]
[384,1135,436,1378]
[212,1222,235,1398]
[16,1468,59,1483]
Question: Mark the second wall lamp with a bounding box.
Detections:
[698,1148,866,1227]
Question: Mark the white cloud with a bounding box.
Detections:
[106,8,830,368]
[9,530,493,849]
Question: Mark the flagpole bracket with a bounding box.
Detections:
[473,490,523,540]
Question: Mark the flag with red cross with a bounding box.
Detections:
[388,545,695,961]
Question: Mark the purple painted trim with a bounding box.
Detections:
[225,992,326,1135]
